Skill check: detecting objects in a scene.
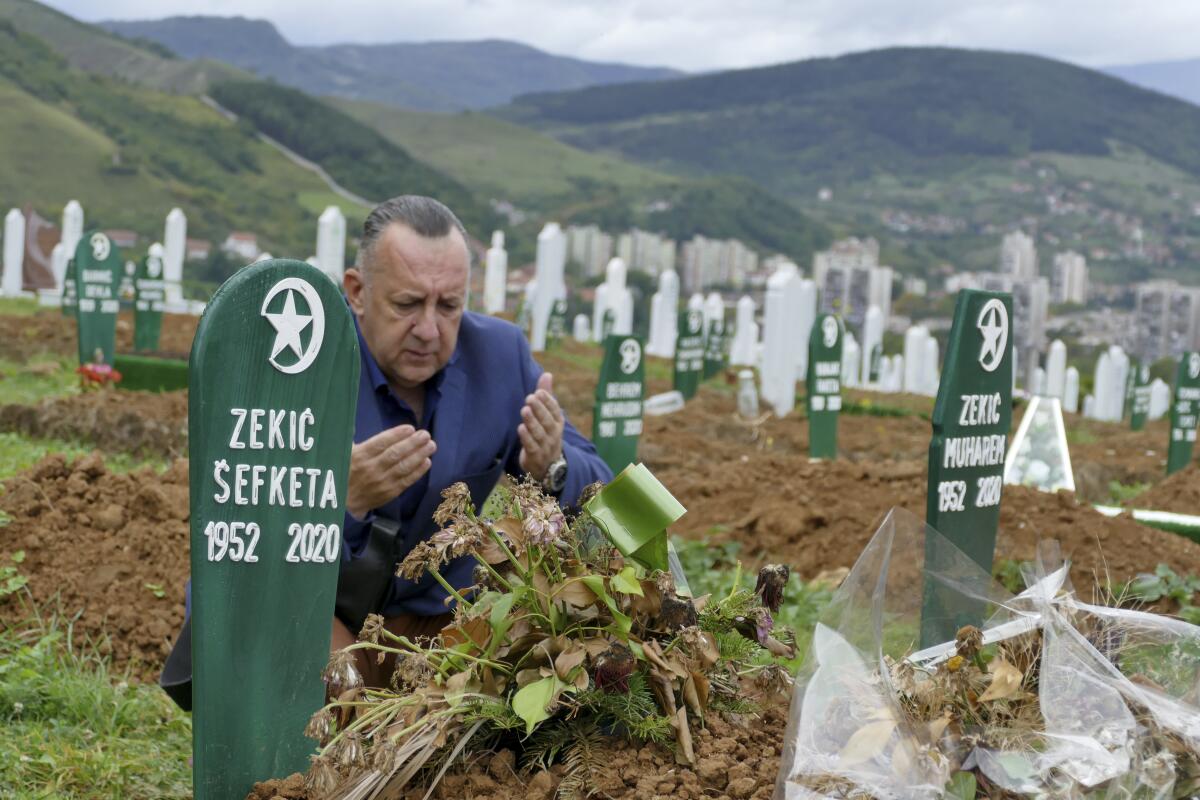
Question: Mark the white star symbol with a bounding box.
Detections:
[976,301,1007,372]
[264,289,312,362]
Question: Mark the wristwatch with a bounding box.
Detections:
[542,454,568,494]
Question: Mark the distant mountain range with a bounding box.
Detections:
[1104,58,1200,108]
[98,15,683,111]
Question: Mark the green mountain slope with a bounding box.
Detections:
[0,0,242,93]
[0,19,365,270]
[500,46,1200,195]
[100,15,682,111]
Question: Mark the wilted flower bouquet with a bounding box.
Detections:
[305,475,796,799]
[778,509,1200,799]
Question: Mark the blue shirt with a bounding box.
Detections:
[343,311,613,616]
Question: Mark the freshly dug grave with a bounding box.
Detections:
[247,700,788,800]
[0,309,198,362]
[1129,464,1200,514]
[0,453,189,681]
[0,388,188,458]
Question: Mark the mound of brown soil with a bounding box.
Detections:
[0,309,198,362]
[0,453,189,681]
[247,700,788,800]
[0,389,188,458]
[1130,464,1200,514]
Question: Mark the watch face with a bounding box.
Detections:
[546,458,568,492]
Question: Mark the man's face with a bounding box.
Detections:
[345,223,469,390]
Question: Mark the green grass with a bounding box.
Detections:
[332,99,673,208]
[0,297,42,316]
[0,615,192,799]
[0,355,78,406]
[0,433,170,484]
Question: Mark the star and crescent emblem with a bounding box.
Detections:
[822,316,839,348]
[261,277,325,375]
[976,299,1008,373]
[1190,353,1200,380]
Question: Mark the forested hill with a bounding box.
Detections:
[100,15,683,112]
[498,46,1200,198]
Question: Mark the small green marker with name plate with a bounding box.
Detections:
[805,314,843,459]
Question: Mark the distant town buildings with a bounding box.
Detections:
[1051,250,1088,305]
[679,235,758,292]
[221,231,260,262]
[617,228,676,276]
[565,224,613,278]
[812,237,893,328]
[1134,280,1200,362]
[1001,230,1037,281]
[902,276,927,297]
[103,229,138,249]
[185,238,212,261]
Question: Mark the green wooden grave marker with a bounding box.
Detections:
[72,230,123,366]
[868,343,882,384]
[1130,361,1151,432]
[673,309,704,400]
[703,316,726,379]
[922,290,1013,645]
[548,298,568,347]
[1167,352,1200,475]
[805,314,844,459]
[1124,362,1136,421]
[189,260,359,800]
[593,335,645,474]
[134,249,166,352]
[600,308,616,340]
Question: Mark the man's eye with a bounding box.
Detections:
[440,302,461,312]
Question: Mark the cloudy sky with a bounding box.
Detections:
[52,0,1200,72]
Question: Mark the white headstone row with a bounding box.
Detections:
[1085,344,1129,422]
[729,295,758,367]
[531,222,567,352]
[646,269,680,357]
[484,230,507,314]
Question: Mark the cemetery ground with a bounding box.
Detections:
[1,300,1200,797]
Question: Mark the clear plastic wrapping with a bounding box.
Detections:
[774,509,1200,799]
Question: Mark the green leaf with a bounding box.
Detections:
[489,593,517,637]
[10,550,24,564]
[944,771,976,799]
[611,565,643,597]
[581,575,631,636]
[512,676,562,736]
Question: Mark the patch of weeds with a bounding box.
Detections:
[1126,564,1200,622]
[1108,480,1150,505]
[0,432,171,484]
[993,557,1025,594]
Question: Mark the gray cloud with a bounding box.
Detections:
[49,0,1200,72]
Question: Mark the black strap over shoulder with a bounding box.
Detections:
[334,515,403,635]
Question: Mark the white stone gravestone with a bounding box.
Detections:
[842,333,861,389]
[163,207,187,306]
[794,279,817,385]
[646,269,680,357]
[1045,340,1067,399]
[484,230,508,315]
[1090,352,1111,420]
[61,200,83,260]
[1149,378,1171,420]
[761,263,802,416]
[2,208,25,297]
[1063,366,1080,413]
[315,205,346,282]
[530,223,567,352]
[1108,345,1129,421]
[903,326,928,394]
[1082,394,1095,419]
[921,335,939,396]
[592,258,633,339]
[1032,366,1046,397]
[572,314,591,342]
[888,354,905,393]
[860,304,883,386]
[729,296,758,367]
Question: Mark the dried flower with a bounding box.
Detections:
[578,481,606,507]
[430,519,486,561]
[658,594,699,631]
[945,655,965,673]
[955,625,983,660]
[305,754,340,798]
[391,652,434,691]
[472,563,499,593]
[593,642,636,693]
[335,731,366,769]
[755,563,790,613]
[323,650,364,695]
[397,541,441,581]
[754,663,793,695]
[371,740,399,773]
[359,613,386,645]
[304,707,336,744]
[434,482,474,527]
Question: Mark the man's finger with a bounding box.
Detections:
[520,403,549,444]
[517,423,542,458]
[385,439,436,481]
[535,388,564,422]
[363,424,416,456]
[537,372,554,395]
[527,393,561,433]
[379,429,432,466]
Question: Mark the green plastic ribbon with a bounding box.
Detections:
[585,463,686,574]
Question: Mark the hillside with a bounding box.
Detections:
[1105,57,1200,108]
[0,0,242,93]
[100,15,682,111]
[499,47,1200,281]
[0,18,372,285]
[331,98,831,261]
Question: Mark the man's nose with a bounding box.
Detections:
[412,304,439,341]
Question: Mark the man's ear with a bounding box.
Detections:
[344,268,366,316]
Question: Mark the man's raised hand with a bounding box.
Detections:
[518,372,565,482]
[345,424,436,518]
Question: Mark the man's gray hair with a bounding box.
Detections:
[355,195,470,275]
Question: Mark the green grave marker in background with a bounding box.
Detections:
[134,248,166,352]
[548,298,568,347]
[62,257,77,316]
[703,316,726,379]
[673,309,704,400]
[72,230,122,365]
[601,308,616,340]
[593,335,645,474]
[1124,363,1136,420]
[189,260,359,800]
[869,343,882,383]
[1167,352,1200,475]
[1130,361,1151,431]
[805,314,843,459]
[923,289,1013,645]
